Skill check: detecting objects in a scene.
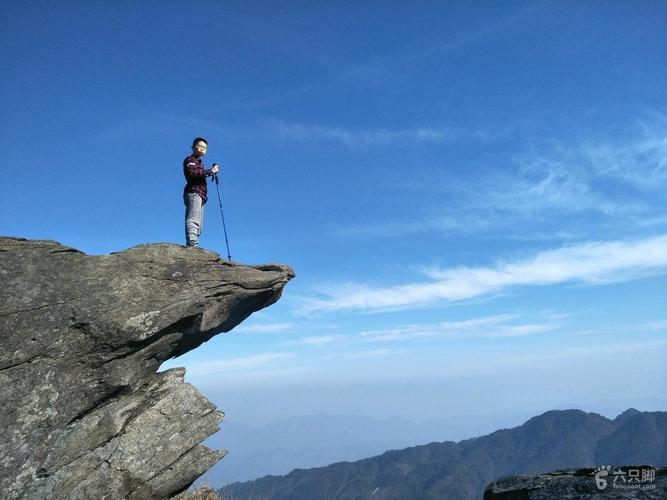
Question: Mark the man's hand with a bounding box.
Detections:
[211,163,220,174]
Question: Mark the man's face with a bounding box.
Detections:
[192,141,207,157]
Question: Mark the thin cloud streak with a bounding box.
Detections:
[564,320,667,337]
[280,314,557,347]
[358,315,558,342]
[214,5,529,113]
[582,134,667,190]
[234,322,294,334]
[300,234,667,314]
[286,334,350,346]
[271,119,458,147]
[346,348,408,359]
[359,315,514,342]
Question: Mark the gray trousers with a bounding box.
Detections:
[184,193,204,247]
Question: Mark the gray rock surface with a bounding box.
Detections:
[0,237,294,499]
[484,467,666,499]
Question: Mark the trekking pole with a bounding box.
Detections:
[212,170,232,261]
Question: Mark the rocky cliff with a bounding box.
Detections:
[0,237,294,499]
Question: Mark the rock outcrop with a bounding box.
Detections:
[0,237,294,499]
[484,467,666,499]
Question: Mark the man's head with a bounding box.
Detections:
[192,137,208,157]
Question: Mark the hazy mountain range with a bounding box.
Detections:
[218,409,667,499]
[202,411,535,485]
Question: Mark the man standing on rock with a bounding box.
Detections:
[183,137,219,247]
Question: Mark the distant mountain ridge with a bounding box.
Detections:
[203,411,531,484]
[219,409,667,500]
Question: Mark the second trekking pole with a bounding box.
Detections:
[212,169,232,261]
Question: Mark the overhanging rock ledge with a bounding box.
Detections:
[0,237,294,499]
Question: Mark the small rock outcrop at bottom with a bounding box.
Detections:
[0,237,294,499]
[484,467,666,499]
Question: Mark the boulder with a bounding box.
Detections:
[484,467,666,499]
[0,237,294,499]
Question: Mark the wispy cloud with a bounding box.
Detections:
[477,125,667,220]
[358,315,558,342]
[299,234,667,314]
[271,119,458,147]
[346,348,408,359]
[335,119,667,239]
[216,5,530,113]
[487,130,667,217]
[359,315,510,341]
[334,216,475,238]
[286,334,350,346]
[277,314,560,348]
[485,323,559,338]
[564,320,667,337]
[234,322,293,334]
[582,133,667,191]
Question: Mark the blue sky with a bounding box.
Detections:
[2,1,666,426]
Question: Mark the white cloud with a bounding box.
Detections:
[286,334,350,346]
[271,119,456,147]
[346,348,408,359]
[490,131,667,216]
[280,314,559,348]
[484,323,559,338]
[468,120,667,222]
[359,315,513,341]
[334,216,474,238]
[357,315,558,342]
[299,234,667,314]
[234,322,293,334]
[583,133,667,190]
[565,320,667,337]
[333,120,667,240]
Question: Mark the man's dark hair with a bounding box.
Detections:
[192,137,208,146]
